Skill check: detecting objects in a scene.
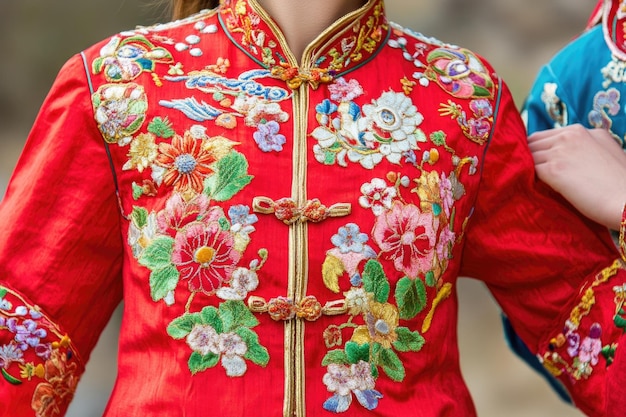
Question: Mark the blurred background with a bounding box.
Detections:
[0,0,597,416]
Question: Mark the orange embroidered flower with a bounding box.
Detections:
[31,350,78,417]
[156,132,215,193]
[296,296,323,321]
[267,297,296,321]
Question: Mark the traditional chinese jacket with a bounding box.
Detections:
[519,1,626,415]
[1,1,625,416]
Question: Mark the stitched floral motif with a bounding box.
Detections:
[588,88,620,131]
[0,287,80,417]
[425,48,495,100]
[539,260,625,381]
[320,150,478,411]
[92,35,174,83]
[539,82,568,128]
[92,83,148,146]
[311,80,426,169]
[126,121,270,376]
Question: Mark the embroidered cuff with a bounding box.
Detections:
[619,204,626,262]
[0,285,84,416]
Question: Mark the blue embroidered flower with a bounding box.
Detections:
[253,121,287,152]
[331,223,369,254]
[228,205,258,235]
[322,361,382,413]
[0,297,11,311]
[315,99,339,125]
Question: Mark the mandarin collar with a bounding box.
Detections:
[218,0,389,89]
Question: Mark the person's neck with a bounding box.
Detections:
[255,0,368,62]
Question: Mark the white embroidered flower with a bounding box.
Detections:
[219,333,248,377]
[186,324,220,356]
[128,212,158,258]
[323,363,357,396]
[350,361,376,391]
[216,267,259,301]
[358,91,425,164]
[358,178,397,216]
[344,287,371,316]
[189,124,208,139]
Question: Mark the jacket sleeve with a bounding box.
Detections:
[460,77,626,416]
[0,53,124,416]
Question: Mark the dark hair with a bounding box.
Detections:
[170,0,220,20]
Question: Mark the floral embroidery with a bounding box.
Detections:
[92,83,148,146]
[540,260,625,381]
[92,35,174,83]
[538,82,568,128]
[155,132,216,193]
[126,120,269,376]
[311,84,427,169]
[425,48,495,99]
[588,88,620,131]
[0,287,80,416]
[439,98,494,145]
[253,120,286,152]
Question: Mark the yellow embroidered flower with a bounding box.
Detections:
[351,301,399,349]
[123,133,158,172]
[413,171,442,215]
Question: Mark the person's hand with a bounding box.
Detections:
[528,124,626,230]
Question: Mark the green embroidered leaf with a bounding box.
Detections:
[425,271,436,287]
[148,117,175,138]
[393,327,425,352]
[430,131,446,146]
[374,345,405,382]
[237,327,270,366]
[218,217,231,231]
[323,151,336,165]
[345,341,370,364]
[1,368,21,385]
[219,300,259,332]
[131,206,149,228]
[204,152,253,202]
[199,306,224,333]
[139,236,175,270]
[395,277,427,320]
[362,260,390,303]
[188,351,220,374]
[472,85,492,98]
[167,313,200,339]
[92,57,104,74]
[614,312,626,331]
[0,288,7,298]
[149,265,179,302]
[321,349,350,366]
[132,183,144,201]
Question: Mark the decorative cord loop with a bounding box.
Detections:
[248,295,347,321]
[253,196,351,225]
[270,63,334,90]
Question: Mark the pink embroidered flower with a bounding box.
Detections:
[439,173,454,218]
[436,226,456,260]
[156,193,214,234]
[425,48,494,99]
[172,221,241,295]
[578,323,602,365]
[328,77,364,102]
[372,202,437,278]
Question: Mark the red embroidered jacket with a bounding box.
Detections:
[1,1,624,416]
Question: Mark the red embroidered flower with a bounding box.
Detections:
[156,133,215,193]
[323,325,343,348]
[172,221,241,295]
